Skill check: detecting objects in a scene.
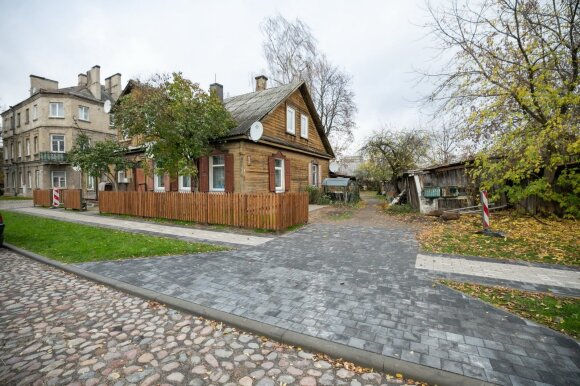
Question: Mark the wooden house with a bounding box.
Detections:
[118,76,334,193]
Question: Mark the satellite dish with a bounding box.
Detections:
[249,121,263,142]
[104,100,112,113]
[329,161,340,173]
[72,166,81,172]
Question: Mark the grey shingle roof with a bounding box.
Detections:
[223,81,302,136]
[50,85,114,103]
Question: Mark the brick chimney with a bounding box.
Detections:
[255,75,268,92]
[29,75,58,96]
[209,83,223,102]
[105,73,122,101]
[87,65,101,100]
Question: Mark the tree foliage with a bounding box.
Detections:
[425,0,580,216]
[362,127,428,194]
[261,15,357,156]
[68,133,129,190]
[114,73,235,177]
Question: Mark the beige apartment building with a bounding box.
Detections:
[1,66,122,198]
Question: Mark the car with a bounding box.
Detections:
[0,212,4,246]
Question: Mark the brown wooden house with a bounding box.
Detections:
[118,76,334,193]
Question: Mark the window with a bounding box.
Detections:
[274,158,284,192]
[179,175,191,192]
[17,112,21,127]
[25,109,30,124]
[17,141,22,158]
[51,135,65,153]
[78,105,89,121]
[86,175,95,191]
[52,171,66,188]
[34,136,38,153]
[209,155,225,191]
[20,172,23,187]
[109,113,115,127]
[286,106,295,134]
[35,170,41,188]
[118,170,128,183]
[32,105,38,120]
[26,138,30,156]
[10,143,14,159]
[154,163,165,192]
[311,163,319,186]
[27,171,32,188]
[3,148,6,160]
[301,114,308,139]
[49,102,64,118]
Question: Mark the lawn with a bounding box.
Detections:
[418,212,580,266]
[3,211,226,264]
[440,280,580,339]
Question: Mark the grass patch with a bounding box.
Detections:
[3,211,226,264]
[0,196,33,200]
[327,210,354,221]
[440,280,580,339]
[383,203,416,215]
[419,212,579,266]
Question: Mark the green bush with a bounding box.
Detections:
[305,186,332,205]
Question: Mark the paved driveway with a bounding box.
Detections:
[79,221,580,386]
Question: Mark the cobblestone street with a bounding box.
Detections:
[0,249,407,386]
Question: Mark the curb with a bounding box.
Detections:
[5,243,494,386]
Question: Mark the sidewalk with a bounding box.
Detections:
[12,207,273,247]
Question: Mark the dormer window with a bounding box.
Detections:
[286,106,295,135]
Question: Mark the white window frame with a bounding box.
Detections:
[35,170,40,188]
[300,114,308,139]
[78,105,90,121]
[32,104,38,120]
[86,175,95,191]
[153,163,165,192]
[209,155,225,192]
[178,175,191,192]
[274,158,285,193]
[311,163,319,187]
[49,102,64,118]
[51,134,65,153]
[26,138,30,156]
[286,106,295,135]
[17,141,22,157]
[51,171,66,188]
[27,171,32,188]
[117,170,128,183]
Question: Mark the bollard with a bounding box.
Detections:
[480,190,490,229]
[53,188,60,207]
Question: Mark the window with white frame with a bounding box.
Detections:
[118,170,128,183]
[52,171,66,188]
[10,143,14,159]
[86,175,95,190]
[32,104,38,120]
[274,158,285,192]
[210,155,225,191]
[153,163,165,192]
[51,135,65,153]
[35,170,40,188]
[26,138,30,156]
[109,113,115,127]
[286,106,295,134]
[311,163,319,186]
[49,102,64,118]
[179,175,191,192]
[27,171,32,188]
[78,105,90,121]
[300,114,308,139]
[17,141,22,157]
[20,172,24,187]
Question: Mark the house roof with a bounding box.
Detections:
[45,85,114,104]
[223,81,334,158]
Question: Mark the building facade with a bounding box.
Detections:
[1,66,121,197]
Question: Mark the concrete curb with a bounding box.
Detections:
[5,243,494,386]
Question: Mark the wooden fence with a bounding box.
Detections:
[99,191,309,231]
[32,189,52,207]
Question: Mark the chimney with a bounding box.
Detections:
[209,83,223,102]
[105,73,122,101]
[78,73,88,86]
[29,75,58,96]
[87,65,101,100]
[255,75,268,91]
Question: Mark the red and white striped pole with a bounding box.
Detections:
[53,188,61,207]
[480,190,490,229]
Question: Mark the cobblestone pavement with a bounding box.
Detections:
[0,249,416,386]
[416,253,580,292]
[78,223,580,386]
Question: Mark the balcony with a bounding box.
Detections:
[39,151,68,164]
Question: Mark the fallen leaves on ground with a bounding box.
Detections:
[440,280,580,338]
[418,211,579,266]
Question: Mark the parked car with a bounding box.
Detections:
[0,213,4,246]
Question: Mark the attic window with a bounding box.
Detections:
[286,106,295,135]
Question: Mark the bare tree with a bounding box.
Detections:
[425,122,462,165]
[261,15,357,156]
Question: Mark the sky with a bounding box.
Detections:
[0,0,444,154]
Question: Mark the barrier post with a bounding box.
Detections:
[480,190,490,229]
[53,188,60,207]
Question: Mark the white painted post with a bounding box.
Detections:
[480,190,490,229]
[53,188,60,207]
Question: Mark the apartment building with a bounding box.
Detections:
[1,66,121,197]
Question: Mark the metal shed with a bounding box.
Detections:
[322,177,359,203]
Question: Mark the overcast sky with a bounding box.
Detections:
[0,0,443,154]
